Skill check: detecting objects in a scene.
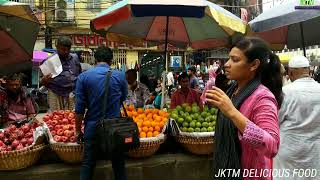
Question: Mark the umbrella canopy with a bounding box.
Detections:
[248,0,320,54]
[0,0,40,67]
[91,0,246,49]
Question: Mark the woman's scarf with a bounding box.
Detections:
[212,78,261,179]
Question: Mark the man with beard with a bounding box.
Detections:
[2,73,36,124]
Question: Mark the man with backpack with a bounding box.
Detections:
[75,46,128,180]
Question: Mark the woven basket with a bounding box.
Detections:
[0,144,46,171]
[50,143,84,164]
[176,135,214,155]
[127,138,165,158]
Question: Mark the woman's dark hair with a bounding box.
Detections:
[233,37,283,107]
[178,72,189,82]
[94,46,113,63]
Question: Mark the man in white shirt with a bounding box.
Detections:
[274,56,320,180]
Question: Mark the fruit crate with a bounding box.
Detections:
[50,143,84,164]
[0,144,46,171]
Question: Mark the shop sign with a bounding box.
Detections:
[72,34,148,49]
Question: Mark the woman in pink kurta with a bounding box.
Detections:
[205,37,283,180]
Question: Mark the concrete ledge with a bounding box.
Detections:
[0,153,213,180]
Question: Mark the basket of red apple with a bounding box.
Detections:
[42,110,84,164]
[0,122,46,170]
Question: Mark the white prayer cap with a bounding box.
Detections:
[288,55,310,68]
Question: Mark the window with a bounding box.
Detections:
[86,0,101,12]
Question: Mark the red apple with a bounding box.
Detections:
[20,138,28,146]
[54,125,61,130]
[6,146,12,151]
[11,140,19,148]
[63,125,69,130]
[4,129,11,137]
[46,120,52,125]
[43,115,50,121]
[68,113,75,120]
[51,130,57,136]
[61,136,68,142]
[48,125,53,130]
[53,135,61,142]
[70,136,76,142]
[9,124,17,131]
[57,129,64,136]
[51,120,58,126]
[27,137,33,145]
[62,118,69,124]
[16,143,24,150]
[16,130,24,139]
[22,124,31,133]
[0,140,4,147]
[25,132,33,138]
[0,132,4,140]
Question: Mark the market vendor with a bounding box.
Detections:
[125,69,154,108]
[1,73,36,125]
[170,72,200,109]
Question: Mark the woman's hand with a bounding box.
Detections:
[205,87,237,119]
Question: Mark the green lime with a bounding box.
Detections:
[177,118,184,124]
[195,127,201,132]
[188,127,194,133]
[196,122,202,128]
[189,121,196,128]
[201,127,207,132]
[182,122,189,128]
[181,127,188,132]
[207,127,214,132]
[202,122,209,128]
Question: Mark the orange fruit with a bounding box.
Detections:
[138,127,141,132]
[147,113,153,119]
[148,127,154,132]
[155,116,162,122]
[154,125,161,132]
[145,109,152,114]
[151,121,157,127]
[153,131,160,137]
[136,121,142,127]
[147,131,153,138]
[159,121,165,128]
[143,121,151,127]
[132,111,138,117]
[128,104,135,111]
[137,108,144,114]
[152,109,159,115]
[142,126,148,133]
[140,132,146,138]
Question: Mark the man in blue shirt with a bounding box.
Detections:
[75,46,128,180]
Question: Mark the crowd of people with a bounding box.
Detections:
[0,36,320,180]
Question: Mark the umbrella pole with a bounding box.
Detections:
[299,22,306,57]
[161,16,170,109]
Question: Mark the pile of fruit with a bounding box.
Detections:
[42,110,84,143]
[169,103,217,133]
[123,105,169,138]
[0,123,37,152]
